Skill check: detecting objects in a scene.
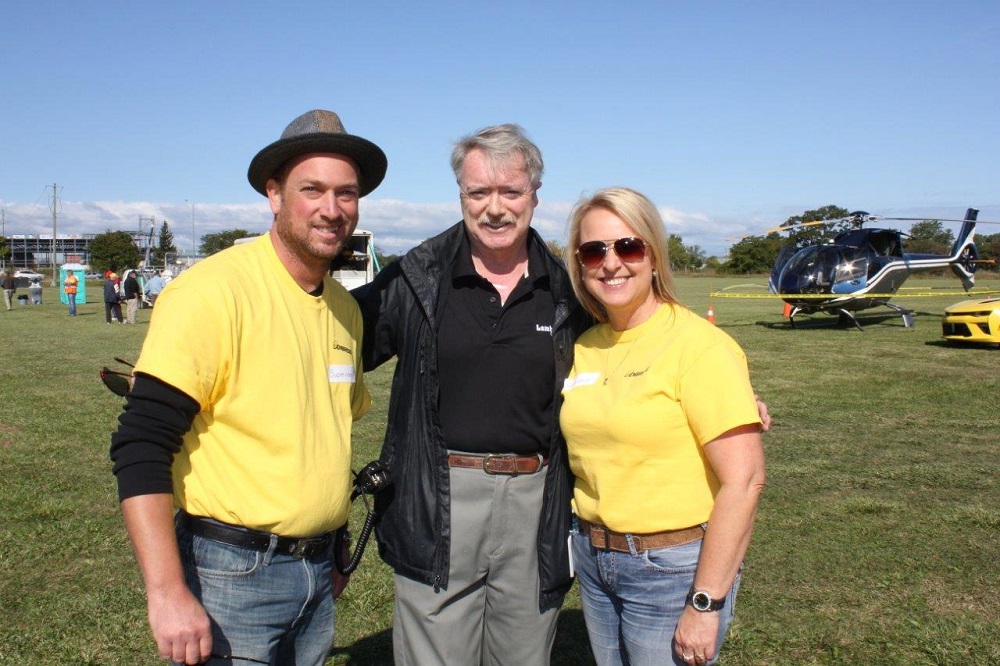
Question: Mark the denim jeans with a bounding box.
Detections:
[68,295,77,316]
[571,529,739,666]
[176,518,336,666]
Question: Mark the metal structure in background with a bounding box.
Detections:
[5,229,156,271]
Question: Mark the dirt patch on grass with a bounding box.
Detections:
[0,423,19,447]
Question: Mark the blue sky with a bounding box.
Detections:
[2,1,998,257]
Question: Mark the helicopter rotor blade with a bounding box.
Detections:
[733,218,844,241]
[868,216,1000,225]
[763,220,829,234]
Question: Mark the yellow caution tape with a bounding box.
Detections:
[709,290,999,299]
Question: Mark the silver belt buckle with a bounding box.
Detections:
[291,538,312,559]
[482,453,510,475]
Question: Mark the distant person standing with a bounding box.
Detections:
[28,278,43,305]
[64,271,80,316]
[143,272,167,306]
[104,273,123,324]
[2,271,15,310]
[123,270,142,323]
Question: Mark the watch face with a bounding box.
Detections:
[692,591,712,611]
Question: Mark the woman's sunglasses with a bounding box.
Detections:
[575,237,647,269]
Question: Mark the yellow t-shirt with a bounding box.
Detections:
[135,235,370,536]
[560,303,760,533]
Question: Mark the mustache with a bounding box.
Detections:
[477,215,517,226]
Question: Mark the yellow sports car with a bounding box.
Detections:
[941,297,1000,346]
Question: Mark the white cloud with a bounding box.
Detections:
[9,197,987,262]
[0,196,749,259]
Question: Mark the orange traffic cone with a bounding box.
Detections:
[782,302,793,318]
[706,304,716,325]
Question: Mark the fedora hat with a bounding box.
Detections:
[247,109,387,197]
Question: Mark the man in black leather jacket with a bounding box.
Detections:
[352,124,591,665]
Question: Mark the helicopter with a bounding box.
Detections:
[765,208,995,329]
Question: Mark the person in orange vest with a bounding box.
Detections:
[64,270,80,316]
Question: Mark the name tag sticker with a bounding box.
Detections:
[562,372,600,391]
[328,364,357,383]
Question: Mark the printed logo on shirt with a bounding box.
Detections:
[328,365,357,384]
[535,324,553,334]
[562,372,600,391]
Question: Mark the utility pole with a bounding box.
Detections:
[1,207,6,271]
[50,182,59,286]
[185,199,196,260]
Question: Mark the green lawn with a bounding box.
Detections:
[1,276,998,665]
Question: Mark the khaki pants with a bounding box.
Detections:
[392,462,559,666]
[126,297,139,324]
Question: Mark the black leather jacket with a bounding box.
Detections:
[352,223,591,609]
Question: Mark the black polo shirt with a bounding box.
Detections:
[437,232,556,455]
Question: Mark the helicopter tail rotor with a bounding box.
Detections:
[951,244,980,291]
[948,208,979,290]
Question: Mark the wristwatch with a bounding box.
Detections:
[687,589,725,612]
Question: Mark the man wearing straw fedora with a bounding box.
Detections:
[111,109,385,665]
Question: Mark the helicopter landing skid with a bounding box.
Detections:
[882,302,915,328]
[788,304,914,330]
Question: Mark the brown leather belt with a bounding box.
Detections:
[578,517,704,553]
[447,453,547,476]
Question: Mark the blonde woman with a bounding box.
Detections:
[561,187,766,666]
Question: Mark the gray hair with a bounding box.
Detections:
[450,124,544,188]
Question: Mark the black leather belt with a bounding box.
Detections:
[179,512,334,560]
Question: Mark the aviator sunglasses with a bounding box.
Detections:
[575,237,647,268]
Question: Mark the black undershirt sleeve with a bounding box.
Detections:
[109,373,200,502]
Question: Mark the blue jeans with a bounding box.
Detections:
[68,295,77,316]
[571,529,740,666]
[176,518,336,665]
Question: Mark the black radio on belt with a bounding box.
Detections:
[336,460,392,575]
[350,460,392,501]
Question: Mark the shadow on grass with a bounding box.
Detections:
[327,609,595,665]
[926,338,1000,350]
[755,308,941,331]
[329,628,392,664]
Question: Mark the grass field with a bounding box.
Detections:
[1,275,998,665]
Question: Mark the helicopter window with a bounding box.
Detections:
[866,231,902,257]
[789,247,843,287]
[835,256,865,282]
[784,247,818,273]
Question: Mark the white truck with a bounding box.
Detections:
[234,229,378,289]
